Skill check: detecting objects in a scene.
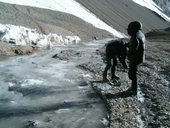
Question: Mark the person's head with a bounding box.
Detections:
[127,21,142,36]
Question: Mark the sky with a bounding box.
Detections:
[0,0,169,47]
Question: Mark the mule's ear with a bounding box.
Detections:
[124,41,129,47]
[121,40,125,45]
[121,40,129,47]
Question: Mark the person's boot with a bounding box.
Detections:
[126,87,137,96]
[131,88,137,95]
[103,77,109,82]
[112,75,120,80]
[131,80,137,95]
[111,65,120,80]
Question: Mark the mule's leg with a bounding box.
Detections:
[119,46,128,69]
[111,56,119,80]
[103,58,111,82]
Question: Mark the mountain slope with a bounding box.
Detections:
[76,0,169,34]
[0,2,112,41]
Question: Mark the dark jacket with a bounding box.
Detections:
[128,31,145,64]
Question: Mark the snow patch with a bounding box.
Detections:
[0,24,81,48]
[137,115,145,128]
[100,118,109,126]
[20,79,44,87]
[137,86,145,103]
[56,108,70,113]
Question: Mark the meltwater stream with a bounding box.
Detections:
[0,40,108,128]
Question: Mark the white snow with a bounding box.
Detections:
[137,115,145,128]
[137,86,145,103]
[8,79,44,87]
[0,24,81,47]
[100,118,109,126]
[20,79,44,87]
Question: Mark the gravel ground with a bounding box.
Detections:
[0,42,38,56]
[77,29,170,128]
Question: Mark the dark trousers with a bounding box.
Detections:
[128,62,138,92]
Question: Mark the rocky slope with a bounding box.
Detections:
[76,0,170,35]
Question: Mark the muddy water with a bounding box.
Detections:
[0,40,110,128]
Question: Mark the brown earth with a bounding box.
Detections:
[0,42,38,56]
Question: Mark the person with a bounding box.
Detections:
[103,38,128,82]
[126,21,145,95]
